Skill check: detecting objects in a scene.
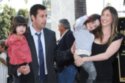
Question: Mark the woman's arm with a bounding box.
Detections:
[85,38,123,61]
[75,38,123,66]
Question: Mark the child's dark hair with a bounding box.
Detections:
[84,14,100,25]
[84,14,103,41]
[91,25,103,41]
[11,15,27,34]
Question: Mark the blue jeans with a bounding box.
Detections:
[57,65,77,83]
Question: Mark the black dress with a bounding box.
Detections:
[77,33,124,83]
[92,33,124,83]
[92,42,113,83]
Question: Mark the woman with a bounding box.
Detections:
[73,6,124,83]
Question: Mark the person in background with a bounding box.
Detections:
[6,16,32,83]
[73,14,100,83]
[55,19,77,83]
[73,6,124,83]
[0,40,8,83]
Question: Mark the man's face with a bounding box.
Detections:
[58,23,65,36]
[32,9,47,30]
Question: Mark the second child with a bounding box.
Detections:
[73,14,101,83]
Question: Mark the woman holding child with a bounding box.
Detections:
[72,6,124,83]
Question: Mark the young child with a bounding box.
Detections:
[0,40,8,83]
[6,16,32,78]
[74,14,100,83]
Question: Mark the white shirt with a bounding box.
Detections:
[57,30,69,44]
[30,24,48,75]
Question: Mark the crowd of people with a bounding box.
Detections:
[0,4,124,83]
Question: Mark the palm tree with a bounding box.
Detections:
[123,0,125,5]
[24,0,28,4]
[75,0,86,19]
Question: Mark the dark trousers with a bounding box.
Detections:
[39,75,48,83]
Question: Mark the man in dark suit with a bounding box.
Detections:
[17,4,57,83]
[55,19,77,83]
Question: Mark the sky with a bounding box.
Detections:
[0,0,43,11]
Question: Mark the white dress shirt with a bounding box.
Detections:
[30,24,48,75]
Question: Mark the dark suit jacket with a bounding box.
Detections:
[24,28,56,83]
[55,30,75,72]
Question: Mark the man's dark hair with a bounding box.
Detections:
[59,19,71,29]
[30,4,46,17]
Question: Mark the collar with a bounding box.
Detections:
[59,29,69,41]
[61,30,69,37]
[30,24,44,36]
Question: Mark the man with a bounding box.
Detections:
[55,19,77,83]
[18,4,57,83]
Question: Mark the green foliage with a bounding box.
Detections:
[24,0,28,4]
[0,5,16,39]
[43,0,51,9]
[0,5,29,39]
[17,9,29,18]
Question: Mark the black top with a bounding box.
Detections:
[92,33,124,82]
[55,30,75,72]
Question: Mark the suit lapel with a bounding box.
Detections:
[43,29,49,61]
[25,28,39,74]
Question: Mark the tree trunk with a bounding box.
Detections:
[75,0,86,19]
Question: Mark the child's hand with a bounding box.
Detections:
[22,64,30,75]
[74,56,88,67]
[74,57,83,67]
[18,64,30,75]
